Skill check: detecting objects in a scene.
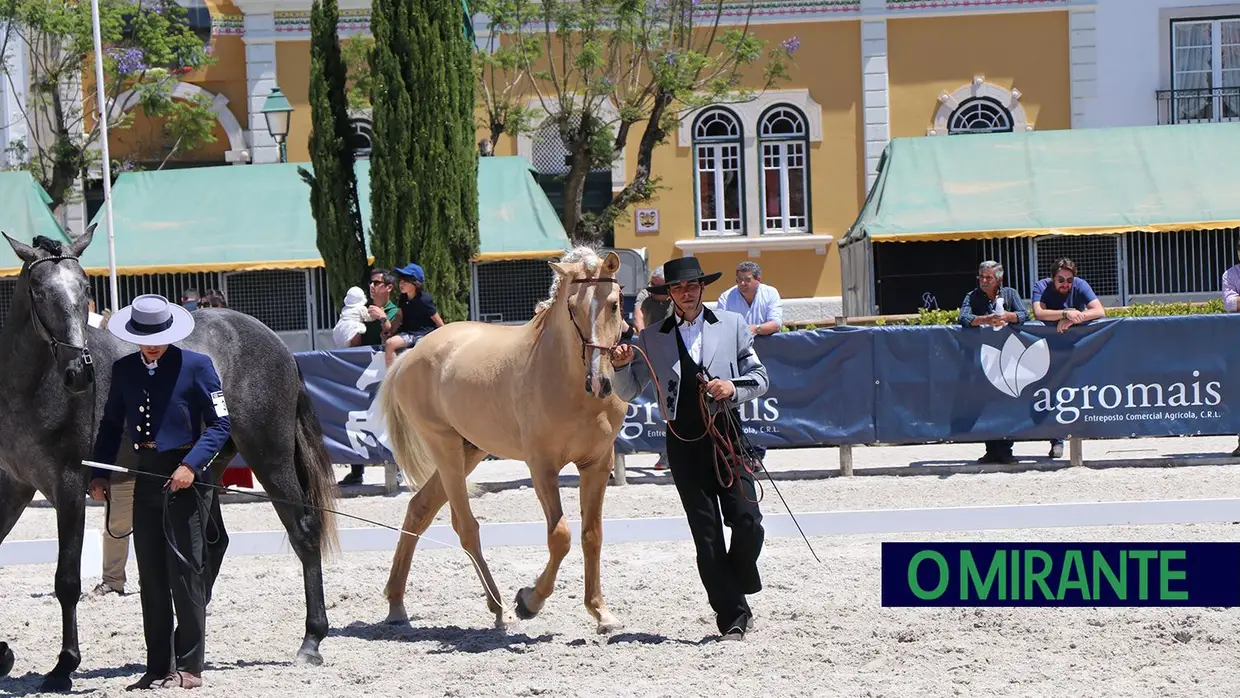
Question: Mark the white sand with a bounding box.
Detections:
[3,464,1240,696]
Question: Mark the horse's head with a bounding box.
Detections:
[3,227,96,393]
[549,247,626,399]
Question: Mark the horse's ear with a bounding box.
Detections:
[2,231,38,264]
[548,261,572,278]
[67,222,96,258]
[601,251,620,276]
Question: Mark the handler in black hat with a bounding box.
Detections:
[609,257,769,641]
[88,294,231,690]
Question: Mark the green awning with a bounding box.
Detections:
[1,155,569,276]
[841,122,1240,247]
[0,170,70,246]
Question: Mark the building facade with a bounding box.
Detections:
[93,0,1240,319]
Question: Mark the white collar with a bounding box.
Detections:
[143,358,158,371]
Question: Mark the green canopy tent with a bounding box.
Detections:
[839,122,1240,315]
[0,171,72,250]
[0,155,570,276]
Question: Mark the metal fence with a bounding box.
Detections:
[974,229,1237,306]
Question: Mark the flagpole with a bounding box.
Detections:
[88,0,120,313]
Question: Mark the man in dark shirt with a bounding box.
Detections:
[354,268,400,347]
[384,262,445,367]
[958,261,1029,465]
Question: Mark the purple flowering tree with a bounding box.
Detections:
[473,0,798,244]
[0,0,215,207]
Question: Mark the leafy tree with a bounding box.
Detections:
[474,0,797,244]
[406,0,478,322]
[298,0,369,309]
[367,0,415,270]
[368,0,478,321]
[0,0,215,207]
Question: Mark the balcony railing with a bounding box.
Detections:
[1156,87,1240,125]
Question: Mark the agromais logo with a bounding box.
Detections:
[980,333,1222,426]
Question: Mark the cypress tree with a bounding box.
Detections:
[406,0,479,322]
[367,0,416,270]
[299,0,368,308]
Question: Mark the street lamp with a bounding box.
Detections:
[260,86,293,163]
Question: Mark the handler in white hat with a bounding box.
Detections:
[88,294,231,690]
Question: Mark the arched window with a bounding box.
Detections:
[947,97,1014,135]
[692,108,743,236]
[348,118,373,157]
[757,105,809,233]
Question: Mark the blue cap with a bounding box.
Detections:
[396,263,424,283]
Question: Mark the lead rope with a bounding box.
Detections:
[625,342,821,563]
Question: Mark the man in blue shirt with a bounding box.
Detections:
[1030,257,1106,332]
[384,262,445,367]
[88,294,231,690]
[1030,258,1106,459]
[959,261,1029,464]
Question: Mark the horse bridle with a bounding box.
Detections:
[565,276,623,368]
[25,255,95,381]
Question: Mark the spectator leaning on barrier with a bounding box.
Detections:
[959,260,1030,465]
[716,261,783,336]
[1222,240,1240,456]
[1030,258,1106,459]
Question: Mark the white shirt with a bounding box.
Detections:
[675,312,704,365]
[716,284,783,327]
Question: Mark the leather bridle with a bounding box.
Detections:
[564,275,623,372]
[25,255,95,383]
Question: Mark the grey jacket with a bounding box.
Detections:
[614,306,770,421]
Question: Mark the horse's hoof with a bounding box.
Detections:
[296,638,324,667]
[0,642,13,677]
[384,602,410,625]
[514,587,539,621]
[39,673,72,693]
[596,618,624,635]
[296,648,324,667]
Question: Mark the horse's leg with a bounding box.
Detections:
[433,437,510,629]
[578,452,623,634]
[384,447,487,624]
[40,478,88,692]
[513,460,572,621]
[257,470,329,666]
[0,471,37,678]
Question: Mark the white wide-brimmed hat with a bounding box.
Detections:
[107,294,195,345]
[343,286,367,308]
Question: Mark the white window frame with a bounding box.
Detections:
[1169,17,1240,123]
[691,108,744,238]
[946,96,1014,135]
[757,105,809,235]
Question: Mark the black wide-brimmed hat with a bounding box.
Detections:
[647,257,722,294]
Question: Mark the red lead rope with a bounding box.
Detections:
[624,343,763,503]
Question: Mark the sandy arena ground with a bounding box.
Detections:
[3,443,1240,696]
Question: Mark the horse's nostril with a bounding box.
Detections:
[600,378,612,397]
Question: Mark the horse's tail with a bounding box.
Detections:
[377,350,439,490]
[293,365,341,555]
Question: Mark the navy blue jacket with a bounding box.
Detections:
[91,345,232,480]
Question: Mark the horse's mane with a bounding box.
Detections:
[533,244,604,315]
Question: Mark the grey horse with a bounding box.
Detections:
[0,229,340,692]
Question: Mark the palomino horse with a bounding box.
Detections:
[0,231,339,692]
[377,246,628,633]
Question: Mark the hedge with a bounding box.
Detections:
[782,298,1228,332]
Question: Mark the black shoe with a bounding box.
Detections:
[338,472,364,487]
[125,673,165,691]
[719,613,750,641]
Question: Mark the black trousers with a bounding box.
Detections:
[132,449,211,676]
[666,417,765,634]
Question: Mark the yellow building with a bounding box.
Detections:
[111,0,1086,321]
